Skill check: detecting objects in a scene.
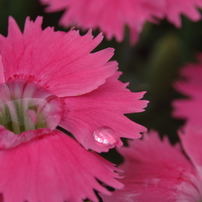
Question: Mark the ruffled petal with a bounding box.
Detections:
[60,73,148,152]
[63,72,148,114]
[164,0,202,27]
[0,129,123,202]
[61,109,146,152]
[0,17,117,97]
[101,131,201,202]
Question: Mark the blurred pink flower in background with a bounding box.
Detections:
[172,54,202,126]
[101,128,202,202]
[39,0,202,44]
[40,0,165,44]
[0,16,148,201]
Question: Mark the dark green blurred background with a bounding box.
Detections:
[1,0,202,165]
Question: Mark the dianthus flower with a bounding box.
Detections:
[39,0,202,44]
[39,0,165,44]
[101,128,202,202]
[172,54,202,126]
[0,16,148,202]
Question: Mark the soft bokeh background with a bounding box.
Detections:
[1,0,202,165]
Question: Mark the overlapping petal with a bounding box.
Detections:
[0,129,123,202]
[101,130,202,202]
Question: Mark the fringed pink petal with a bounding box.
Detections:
[164,0,202,27]
[0,129,123,202]
[60,109,146,152]
[60,73,148,152]
[63,72,148,114]
[101,131,201,202]
[0,17,118,97]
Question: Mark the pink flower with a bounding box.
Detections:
[164,0,202,28]
[39,0,202,44]
[0,16,147,201]
[172,54,202,126]
[101,128,202,202]
[39,0,165,44]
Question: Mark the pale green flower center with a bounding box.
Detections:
[0,98,48,134]
[0,80,62,134]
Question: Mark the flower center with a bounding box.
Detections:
[0,80,62,134]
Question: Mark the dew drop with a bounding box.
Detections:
[93,126,117,145]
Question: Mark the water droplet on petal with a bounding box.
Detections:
[93,126,117,145]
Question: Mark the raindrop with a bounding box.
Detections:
[93,126,117,145]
